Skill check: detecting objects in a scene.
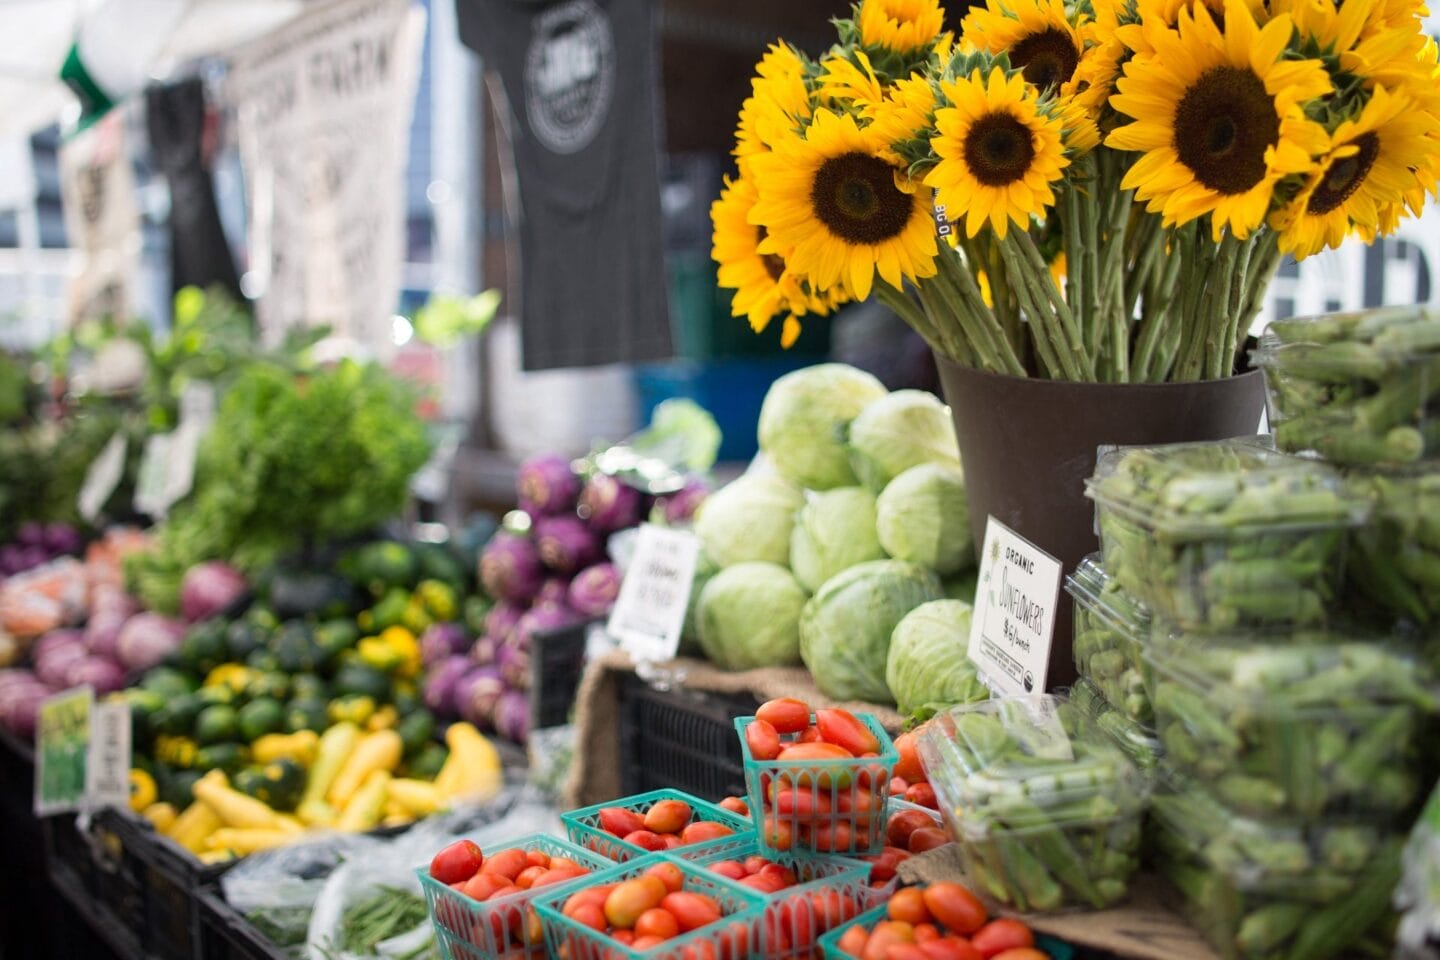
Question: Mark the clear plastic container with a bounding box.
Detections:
[1067,554,1154,725]
[1086,440,1369,631]
[916,696,1147,912]
[1149,778,1404,960]
[1252,306,1440,466]
[1067,678,1162,775]
[1345,468,1440,625]
[1144,638,1438,820]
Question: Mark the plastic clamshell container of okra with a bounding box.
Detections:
[1144,637,1438,820]
[1344,467,1440,625]
[915,695,1147,913]
[1067,553,1155,726]
[1251,305,1440,466]
[1149,780,1405,960]
[678,837,871,958]
[735,712,898,859]
[561,789,755,863]
[531,851,766,960]
[1067,677,1162,775]
[1085,439,1369,631]
[418,832,614,960]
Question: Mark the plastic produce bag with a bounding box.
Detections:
[1396,781,1440,960]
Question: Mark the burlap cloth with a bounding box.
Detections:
[563,649,904,809]
[899,845,1220,960]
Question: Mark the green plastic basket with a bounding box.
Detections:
[416,832,613,960]
[818,903,1077,960]
[679,838,872,958]
[532,851,767,960]
[562,789,755,863]
[734,713,899,859]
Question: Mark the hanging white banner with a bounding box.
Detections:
[228,0,425,356]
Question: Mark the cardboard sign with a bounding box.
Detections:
[968,517,1064,696]
[606,523,700,664]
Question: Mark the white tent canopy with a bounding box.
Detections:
[0,0,313,139]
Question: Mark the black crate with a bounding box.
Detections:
[530,618,594,730]
[617,675,758,802]
[45,806,231,960]
[197,889,292,960]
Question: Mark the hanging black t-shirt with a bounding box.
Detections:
[456,0,673,370]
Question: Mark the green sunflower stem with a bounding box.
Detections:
[913,276,982,369]
[1132,229,1183,382]
[998,236,1081,381]
[1011,229,1094,380]
[978,236,1025,360]
[1211,234,1256,379]
[1174,226,1228,381]
[1063,184,1093,360]
[931,250,1027,376]
[877,280,954,360]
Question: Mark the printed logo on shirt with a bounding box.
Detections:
[523,0,615,155]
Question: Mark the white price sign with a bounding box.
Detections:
[84,702,132,812]
[606,524,701,663]
[967,517,1064,697]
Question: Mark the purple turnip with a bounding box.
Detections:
[578,474,644,534]
[180,561,248,624]
[456,665,505,730]
[493,690,530,744]
[32,629,85,664]
[43,524,84,556]
[495,638,531,691]
[423,655,473,716]
[568,563,620,617]
[483,602,525,644]
[513,603,577,650]
[35,642,87,688]
[420,622,470,666]
[658,478,710,524]
[0,679,52,737]
[65,657,125,694]
[536,577,572,608]
[479,533,545,605]
[116,613,185,673]
[516,455,581,517]
[534,516,601,576]
[469,635,499,666]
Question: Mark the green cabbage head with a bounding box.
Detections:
[847,390,960,491]
[886,599,989,720]
[800,560,942,703]
[695,472,804,567]
[790,487,886,593]
[758,364,887,490]
[698,562,807,670]
[876,462,972,575]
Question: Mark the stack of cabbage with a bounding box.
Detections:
[691,364,987,717]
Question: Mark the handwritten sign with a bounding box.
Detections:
[35,687,94,815]
[607,524,701,663]
[968,517,1064,696]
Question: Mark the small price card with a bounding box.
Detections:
[85,702,132,812]
[35,687,133,815]
[607,523,701,663]
[968,516,1064,697]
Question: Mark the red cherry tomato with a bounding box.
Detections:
[622,829,669,851]
[680,820,735,845]
[893,730,927,784]
[836,925,869,957]
[990,950,1050,960]
[429,839,484,884]
[718,796,749,816]
[905,782,939,809]
[644,861,685,893]
[887,809,936,849]
[635,907,680,940]
[970,918,1034,957]
[815,708,882,755]
[923,883,988,937]
[661,891,723,932]
[745,719,783,761]
[908,827,952,853]
[598,806,647,837]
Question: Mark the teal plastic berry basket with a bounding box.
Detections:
[680,839,872,959]
[561,788,755,863]
[734,713,899,859]
[818,903,1077,960]
[532,851,767,960]
[417,832,613,960]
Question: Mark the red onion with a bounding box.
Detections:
[32,629,85,663]
[479,533,545,604]
[495,639,531,691]
[534,515,601,576]
[493,690,530,744]
[0,679,52,737]
[516,455,581,517]
[180,561,249,623]
[423,655,474,716]
[116,613,186,672]
[35,639,88,688]
[659,478,710,524]
[469,635,500,666]
[568,563,620,617]
[84,611,128,660]
[44,524,85,556]
[537,577,572,608]
[65,657,126,695]
[578,474,644,534]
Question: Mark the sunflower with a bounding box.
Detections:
[734,43,815,170]
[858,0,947,56]
[925,67,1070,238]
[1272,85,1438,257]
[961,0,1086,93]
[1116,0,1265,59]
[869,73,940,164]
[818,50,887,115]
[711,175,811,335]
[749,109,940,301]
[1107,0,1332,240]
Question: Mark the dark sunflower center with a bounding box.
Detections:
[1307,132,1381,215]
[1010,28,1079,91]
[1173,66,1278,195]
[810,152,913,245]
[963,112,1037,187]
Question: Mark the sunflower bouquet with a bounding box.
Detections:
[710,0,1440,382]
